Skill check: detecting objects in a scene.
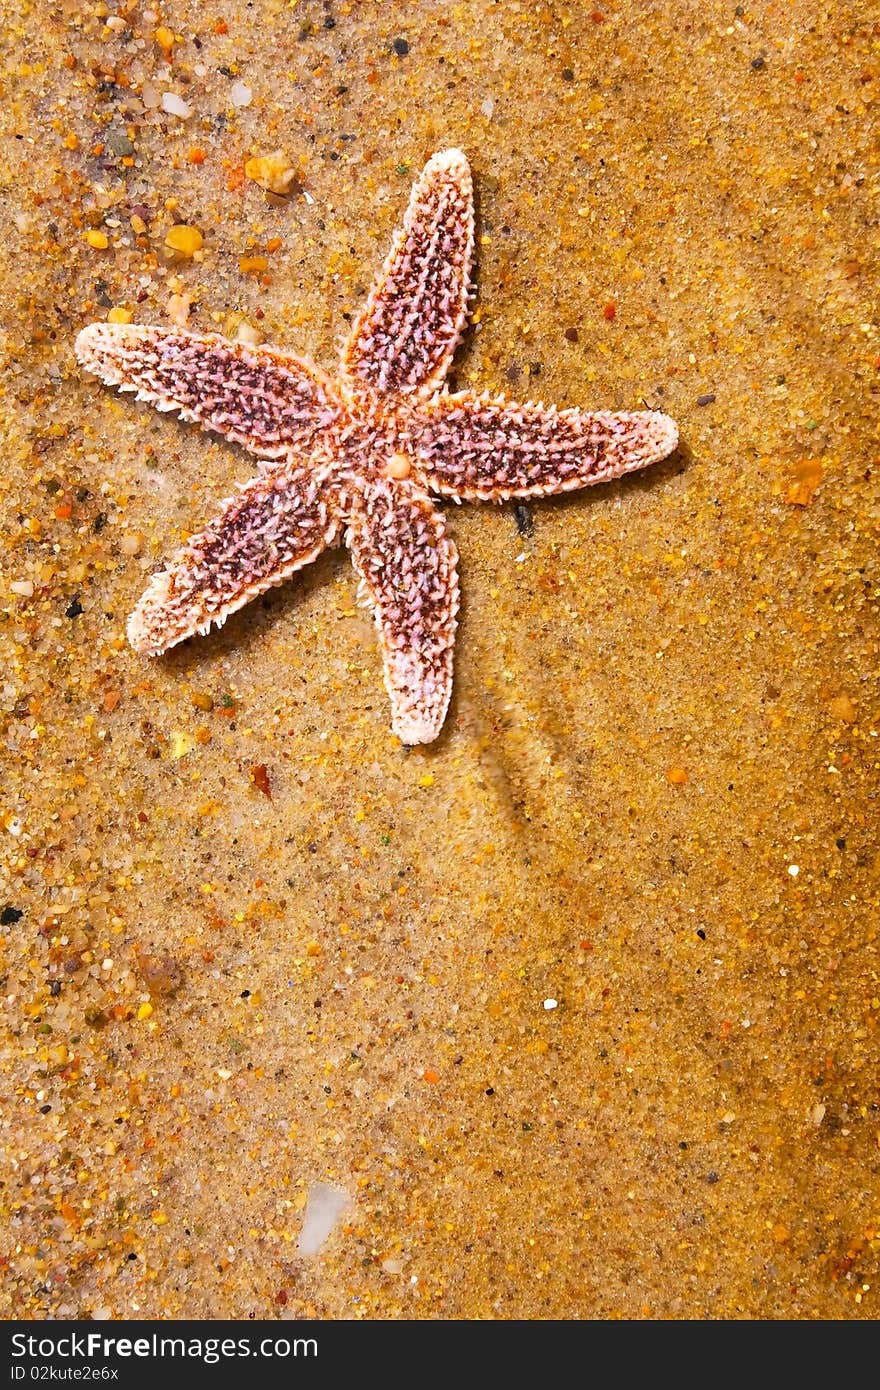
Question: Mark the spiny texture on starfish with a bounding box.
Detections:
[76,148,678,744]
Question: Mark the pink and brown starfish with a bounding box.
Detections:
[76,149,678,744]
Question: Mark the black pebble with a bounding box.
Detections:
[1,906,23,925]
[393,37,409,56]
[514,504,535,537]
[66,596,84,619]
[751,55,766,70]
[696,393,716,407]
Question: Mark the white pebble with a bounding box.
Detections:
[788,864,799,877]
[166,292,193,329]
[230,82,252,108]
[543,998,558,1011]
[161,91,191,119]
[298,1181,351,1257]
[119,531,144,556]
[481,96,495,119]
[10,580,34,597]
[235,320,264,346]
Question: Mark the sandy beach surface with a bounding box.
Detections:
[1,0,877,1318]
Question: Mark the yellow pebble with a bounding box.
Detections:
[239,254,268,274]
[154,26,175,52]
[85,229,109,250]
[172,731,193,759]
[137,1001,153,1020]
[419,774,435,788]
[245,150,298,195]
[164,224,204,257]
[107,306,133,324]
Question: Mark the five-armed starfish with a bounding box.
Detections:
[76,149,678,743]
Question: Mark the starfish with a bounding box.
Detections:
[76,149,678,744]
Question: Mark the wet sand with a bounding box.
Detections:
[1,0,878,1318]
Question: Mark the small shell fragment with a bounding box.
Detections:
[235,320,265,346]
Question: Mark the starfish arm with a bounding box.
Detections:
[412,393,679,500]
[76,323,344,462]
[128,462,351,654]
[340,149,474,403]
[346,477,460,745]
